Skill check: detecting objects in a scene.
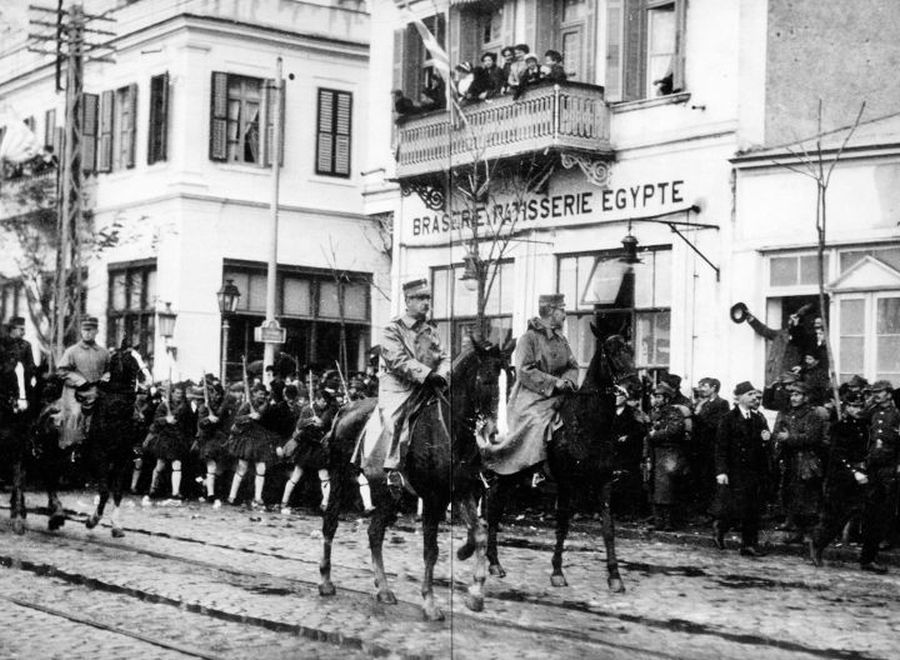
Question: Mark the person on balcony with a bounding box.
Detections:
[454,61,476,104]
[421,73,446,111]
[476,52,506,99]
[541,50,568,84]
[507,44,530,99]
[520,55,542,89]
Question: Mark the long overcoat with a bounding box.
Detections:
[646,404,688,505]
[482,317,578,475]
[774,403,827,517]
[713,406,770,520]
[56,340,109,448]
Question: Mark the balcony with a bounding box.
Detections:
[395,81,612,180]
[0,164,58,221]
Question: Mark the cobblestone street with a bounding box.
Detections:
[0,490,897,659]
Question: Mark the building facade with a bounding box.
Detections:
[0,0,389,380]
[362,0,900,393]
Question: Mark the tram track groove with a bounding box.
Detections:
[3,504,880,660]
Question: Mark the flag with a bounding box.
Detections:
[395,2,450,79]
[0,116,42,164]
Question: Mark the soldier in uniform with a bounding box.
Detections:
[773,381,827,543]
[6,317,35,409]
[858,380,900,573]
[379,278,450,496]
[712,381,771,556]
[644,381,689,530]
[57,316,109,449]
[0,328,29,533]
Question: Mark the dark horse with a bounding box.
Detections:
[319,341,510,620]
[484,331,635,592]
[82,345,150,536]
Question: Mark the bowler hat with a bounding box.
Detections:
[729,302,750,324]
[733,381,757,397]
[847,374,869,389]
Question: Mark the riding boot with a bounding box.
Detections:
[357,474,374,512]
[318,469,331,511]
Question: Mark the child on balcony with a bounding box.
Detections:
[541,50,568,84]
[521,55,542,89]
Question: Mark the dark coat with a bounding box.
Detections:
[775,403,827,518]
[611,405,646,473]
[646,403,688,505]
[713,406,770,519]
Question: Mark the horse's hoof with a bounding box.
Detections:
[319,581,336,597]
[464,593,484,612]
[423,605,445,622]
[488,563,506,578]
[375,589,397,605]
[111,527,125,539]
[457,541,475,561]
[11,519,25,535]
[550,573,568,587]
[85,514,100,530]
[608,577,625,593]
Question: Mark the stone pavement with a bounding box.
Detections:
[0,490,897,659]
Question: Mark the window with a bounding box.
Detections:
[210,72,281,166]
[96,84,137,172]
[559,247,671,381]
[107,262,157,358]
[148,72,169,164]
[0,280,25,324]
[393,13,446,103]
[316,89,352,178]
[607,0,686,102]
[430,261,513,354]
[770,253,830,287]
[836,294,900,384]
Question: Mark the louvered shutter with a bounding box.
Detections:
[148,72,169,164]
[672,0,687,92]
[263,78,285,167]
[316,89,334,175]
[209,72,228,161]
[81,93,99,173]
[392,28,407,93]
[124,83,138,168]
[44,109,55,151]
[97,90,114,172]
[622,0,644,101]
[333,91,351,177]
[605,0,624,100]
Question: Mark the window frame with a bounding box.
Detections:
[315,87,353,178]
[148,72,169,165]
[107,260,157,359]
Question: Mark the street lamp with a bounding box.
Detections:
[216,279,241,382]
[157,301,178,359]
[460,249,483,293]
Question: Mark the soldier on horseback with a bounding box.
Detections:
[56,316,109,449]
[379,278,450,498]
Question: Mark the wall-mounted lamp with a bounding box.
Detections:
[157,302,178,358]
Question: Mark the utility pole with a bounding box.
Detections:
[27,3,115,365]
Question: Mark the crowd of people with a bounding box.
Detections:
[393,44,569,118]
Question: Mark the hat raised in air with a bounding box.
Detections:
[402,278,430,298]
[733,381,758,397]
[538,293,565,307]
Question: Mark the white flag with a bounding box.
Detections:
[0,118,42,164]
[395,3,450,79]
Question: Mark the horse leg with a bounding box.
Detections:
[420,497,445,622]
[319,464,345,597]
[551,470,572,587]
[109,454,127,538]
[485,473,508,578]
[86,449,110,530]
[46,441,66,531]
[318,469,331,511]
[459,495,487,612]
[599,480,625,593]
[368,480,399,605]
[10,440,26,535]
[130,456,142,493]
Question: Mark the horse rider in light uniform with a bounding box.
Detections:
[57,316,110,448]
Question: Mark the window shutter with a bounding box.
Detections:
[457,10,478,66]
[125,83,138,168]
[534,1,555,63]
[404,23,422,98]
[263,78,285,168]
[672,0,687,92]
[622,0,644,101]
[524,0,537,49]
[316,89,334,174]
[209,71,228,161]
[44,109,55,150]
[148,72,169,164]
[81,93,98,173]
[334,91,352,177]
[583,0,598,83]
[392,28,407,92]
[97,90,114,173]
[605,0,624,100]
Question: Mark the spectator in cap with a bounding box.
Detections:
[56,315,109,449]
[712,381,770,556]
[772,380,827,544]
[610,381,648,518]
[693,377,730,513]
[375,277,450,497]
[507,43,530,98]
[644,380,689,530]
[480,293,578,479]
[810,390,870,566]
[857,380,900,573]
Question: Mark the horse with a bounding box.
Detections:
[483,330,635,593]
[318,340,511,621]
[83,344,151,536]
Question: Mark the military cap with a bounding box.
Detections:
[653,382,675,397]
[733,381,757,397]
[869,380,893,393]
[250,382,268,395]
[538,293,565,307]
[843,391,864,407]
[402,278,430,298]
[778,371,800,384]
[847,374,869,389]
[787,381,810,394]
[6,316,25,329]
[81,316,99,328]
[227,382,244,394]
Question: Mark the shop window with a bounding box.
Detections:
[607,0,686,102]
[431,260,512,354]
[107,262,157,358]
[316,89,352,178]
[559,247,671,379]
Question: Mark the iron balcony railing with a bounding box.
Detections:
[395,81,612,179]
[0,166,58,220]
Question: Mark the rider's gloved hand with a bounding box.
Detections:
[425,372,448,389]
